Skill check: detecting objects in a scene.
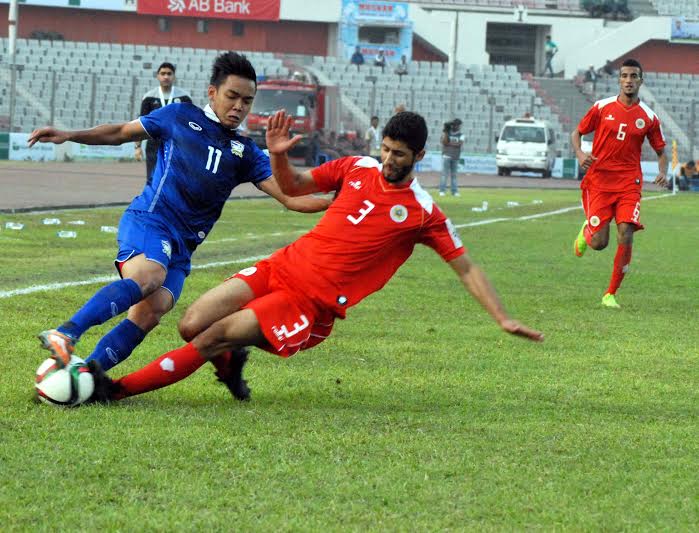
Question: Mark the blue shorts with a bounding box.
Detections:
[114,210,192,303]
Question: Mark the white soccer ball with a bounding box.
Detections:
[35,355,95,407]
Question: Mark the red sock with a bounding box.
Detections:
[607,243,632,295]
[114,342,207,399]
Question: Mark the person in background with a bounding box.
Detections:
[364,116,382,161]
[440,119,464,197]
[350,46,365,70]
[395,55,409,80]
[543,35,558,78]
[135,62,192,184]
[374,49,386,72]
[584,65,598,95]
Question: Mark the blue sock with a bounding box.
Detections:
[58,279,142,339]
[85,319,147,371]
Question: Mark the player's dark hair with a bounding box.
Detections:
[210,51,257,88]
[157,62,176,73]
[382,111,428,154]
[621,58,643,78]
[371,115,379,121]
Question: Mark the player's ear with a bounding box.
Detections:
[415,148,426,162]
[207,85,216,101]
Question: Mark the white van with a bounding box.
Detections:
[495,118,556,178]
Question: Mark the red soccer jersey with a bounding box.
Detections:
[578,96,665,192]
[269,156,466,318]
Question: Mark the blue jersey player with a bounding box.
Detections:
[27,52,329,388]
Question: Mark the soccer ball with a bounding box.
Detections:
[35,355,95,407]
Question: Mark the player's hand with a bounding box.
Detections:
[654,173,668,188]
[576,150,597,170]
[27,127,70,147]
[266,110,303,155]
[500,318,544,342]
[134,146,143,161]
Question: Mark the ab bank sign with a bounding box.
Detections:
[137,0,280,21]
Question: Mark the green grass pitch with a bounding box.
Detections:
[1,188,697,530]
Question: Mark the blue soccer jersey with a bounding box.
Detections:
[132,103,271,249]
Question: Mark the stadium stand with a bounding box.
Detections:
[405,0,582,10]
[309,55,570,154]
[0,37,571,156]
[0,37,287,132]
[651,0,698,16]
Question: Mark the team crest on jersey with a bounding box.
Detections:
[589,215,601,227]
[635,118,645,129]
[188,121,202,131]
[390,204,408,223]
[230,140,245,158]
[161,240,172,259]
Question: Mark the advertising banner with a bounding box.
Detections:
[670,17,699,43]
[69,143,134,160]
[137,0,281,21]
[0,0,136,10]
[339,0,413,64]
[9,133,57,161]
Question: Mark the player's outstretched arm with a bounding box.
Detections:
[28,119,149,148]
[258,176,331,213]
[448,254,544,342]
[266,110,320,197]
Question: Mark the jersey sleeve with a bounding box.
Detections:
[139,104,177,140]
[310,156,358,193]
[577,104,599,135]
[647,116,666,152]
[419,207,466,262]
[244,142,272,185]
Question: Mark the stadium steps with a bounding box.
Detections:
[629,0,660,16]
[534,78,592,131]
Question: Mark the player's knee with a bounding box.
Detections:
[178,310,200,342]
[130,307,165,332]
[590,239,608,250]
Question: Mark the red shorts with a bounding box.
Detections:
[581,188,644,235]
[230,260,335,357]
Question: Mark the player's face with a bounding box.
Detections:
[157,68,174,89]
[618,66,642,98]
[208,75,256,129]
[381,137,425,184]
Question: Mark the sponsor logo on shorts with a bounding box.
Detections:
[635,118,645,129]
[188,121,202,131]
[230,140,245,158]
[161,240,172,259]
[198,231,206,240]
[390,204,408,223]
[160,357,175,372]
[589,215,601,227]
[238,266,257,276]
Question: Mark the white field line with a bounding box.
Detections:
[0,194,674,300]
[0,254,269,299]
